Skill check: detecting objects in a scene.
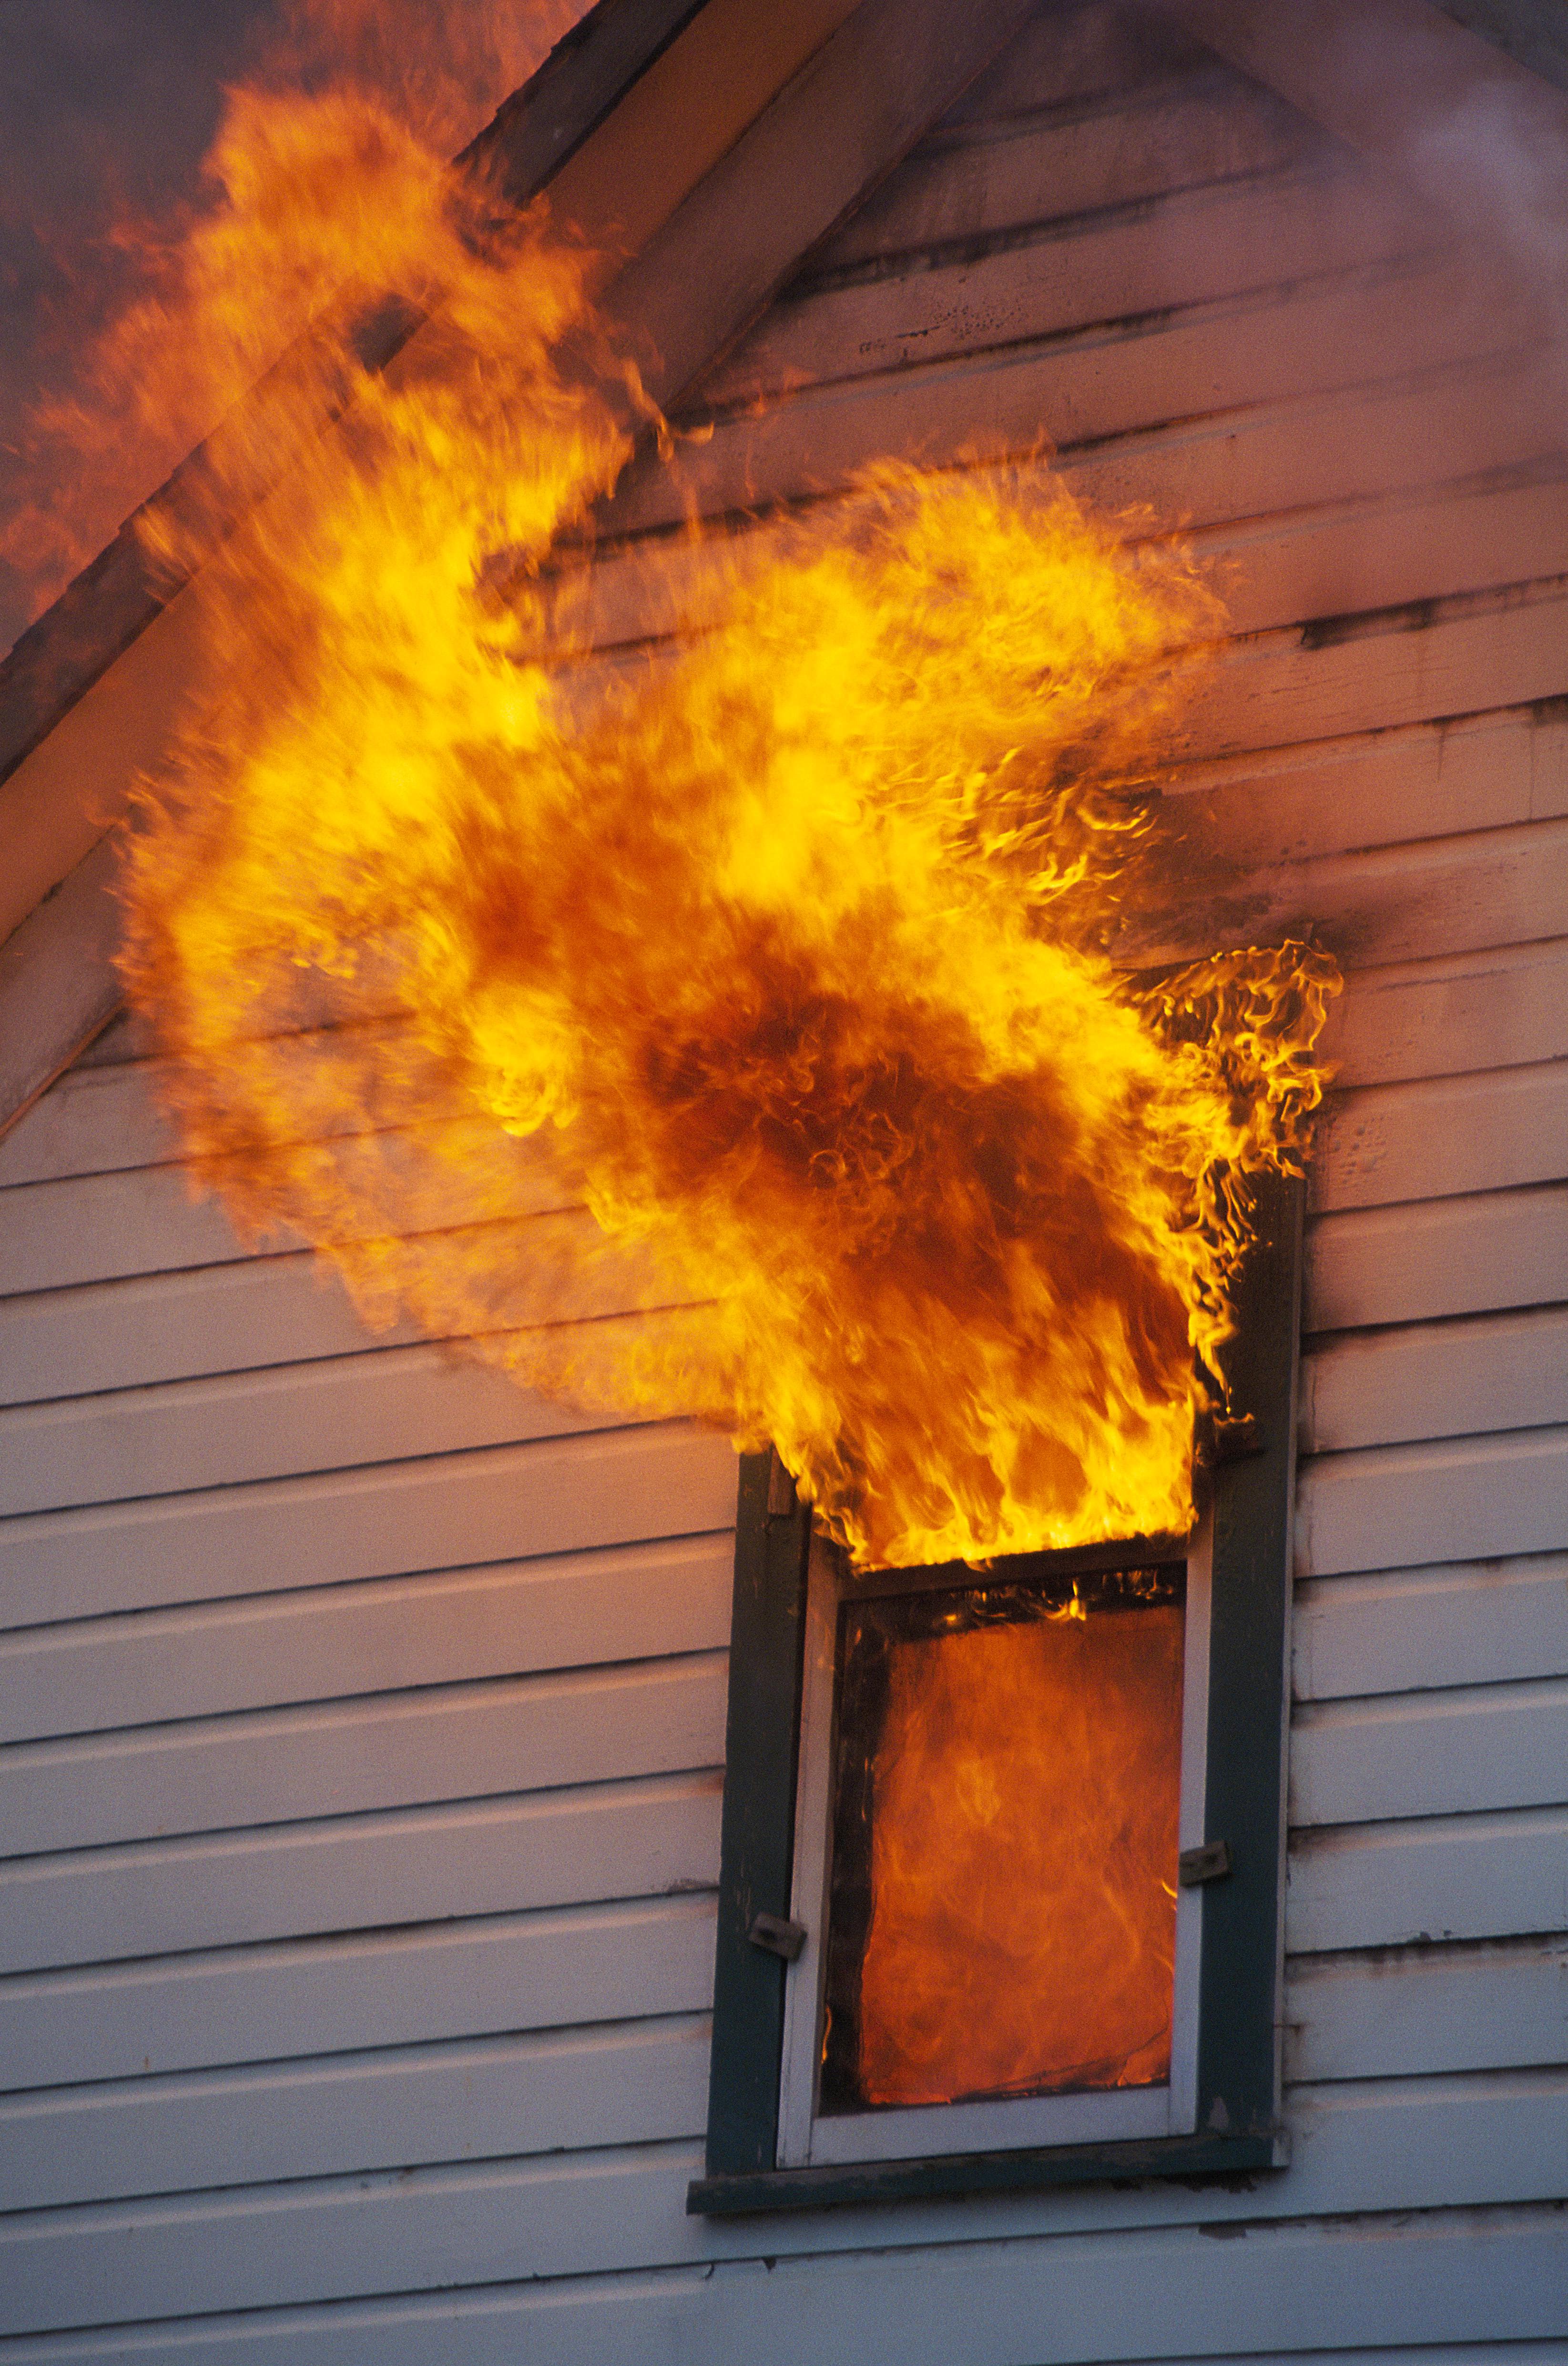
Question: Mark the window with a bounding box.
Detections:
[689,1173,1301,2215]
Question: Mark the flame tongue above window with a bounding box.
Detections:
[821,1571,1185,2114]
[114,98,1339,1570]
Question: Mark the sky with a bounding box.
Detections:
[0,0,581,658]
[0,0,280,652]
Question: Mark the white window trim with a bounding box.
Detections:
[776,1516,1212,2170]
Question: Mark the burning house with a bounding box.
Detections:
[0,0,1565,2353]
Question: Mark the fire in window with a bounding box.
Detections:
[781,1539,1205,2168]
[691,1172,1301,2217]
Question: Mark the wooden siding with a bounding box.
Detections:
[1,2,1565,2355]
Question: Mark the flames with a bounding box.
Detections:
[844,1587,1185,2109]
[0,1,583,634]
[114,44,1338,1571]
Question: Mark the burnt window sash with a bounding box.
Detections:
[689,1169,1302,2216]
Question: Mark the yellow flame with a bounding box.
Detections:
[1,0,583,627]
[119,85,1338,1571]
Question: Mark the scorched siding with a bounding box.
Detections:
[0,1,1565,2355]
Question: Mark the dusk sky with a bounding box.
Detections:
[0,1,279,650]
[0,0,579,655]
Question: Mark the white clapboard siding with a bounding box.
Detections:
[699,159,1433,401]
[1220,817,1568,972]
[1174,590,1568,768]
[0,1016,414,1190]
[0,1203,668,1407]
[1288,1804,1568,1952]
[1071,342,1556,534]
[1305,1185,1568,1333]
[1320,938,1568,1090]
[616,254,1525,541]
[1312,1059,1568,1215]
[22,1931,1560,2220]
[3,2085,1568,2340]
[25,1998,1504,2198]
[568,395,1568,660]
[0,1164,266,1294]
[1298,1425,1568,1578]
[1301,1304,1568,1454]
[0,1420,742,1627]
[598,329,1558,628]
[1291,1678,1568,1825]
[940,1,1203,126]
[0,1531,734,1742]
[0,1055,178,1186]
[0,1252,430,1407]
[815,64,1313,269]
[674,250,1537,507]
[0,2211,1561,2366]
[0,1895,715,2092]
[1175,703,1568,870]
[0,2010,715,2214]
[0,1652,729,1856]
[0,1346,631,1517]
[0,1132,576,1295]
[1293,1555,1568,1700]
[1285,1936,1568,2085]
[1200,471,1568,641]
[5,12,1568,2359]
[0,1769,723,1977]
[0,1312,698,1516]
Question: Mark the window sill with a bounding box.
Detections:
[687,2129,1288,2216]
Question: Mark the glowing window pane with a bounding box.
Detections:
[819,1570,1184,2115]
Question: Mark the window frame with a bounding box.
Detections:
[688,1170,1302,2217]
[776,1522,1212,2167]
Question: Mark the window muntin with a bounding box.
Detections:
[777,1525,1212,2168]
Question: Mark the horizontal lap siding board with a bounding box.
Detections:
[0,1532,735,1741]
[4,6,1568,2359]
[4,1942,1559,2215]
[0,2223,1561,2366]
[1289,1807,1568,1953]
[0,1254,429,1405]
[2,2096,1568,2340]
[1293,1556,1568,1698]
[689,162,1439,405]
[1298,1427,1568,1578]
[0,1343,639,1518]
[0,1898,718,2094]
[812,61,1316,263]
[1291,1678,1568,1824]
[614,270,1534,537]
[0,2013,717,2214]
[1304,1185,1568,1331]
[0,1654,731,1856]
[1301,1304,1568,1453]
[0,1770,724,1977]
[0,1420,740,1626]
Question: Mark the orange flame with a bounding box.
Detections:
[0,0,583,635]
[838,1584,1184,2108]
[116,65,1338,1571]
